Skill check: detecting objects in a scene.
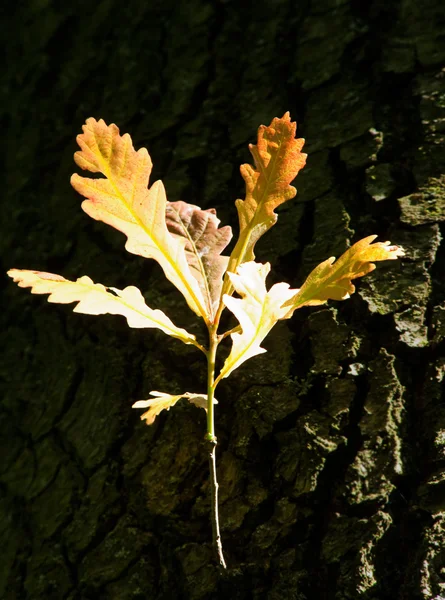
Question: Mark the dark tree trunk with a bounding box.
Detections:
[2,1,445,598]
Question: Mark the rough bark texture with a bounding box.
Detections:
[2,1,445,598]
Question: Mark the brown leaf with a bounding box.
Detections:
[166,201,232,320]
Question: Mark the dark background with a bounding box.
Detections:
[2,1,445,598]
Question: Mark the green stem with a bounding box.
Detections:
[206,325,227,569]
[206,326,218,441]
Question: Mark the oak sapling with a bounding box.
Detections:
[8,113,404,568]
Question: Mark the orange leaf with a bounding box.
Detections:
[282,236,405,315]
[166,201,232,321]
[226,113,306,282]
[7,269,200,348]
[71,118,209,322]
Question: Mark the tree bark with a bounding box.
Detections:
[2,1,445,598]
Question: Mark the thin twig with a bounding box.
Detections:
[206,324,227,569]
[208,438,227,569]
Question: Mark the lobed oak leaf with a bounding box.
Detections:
[7,269,198,347]
[166,201,232,321]
[282,235,405,316]
[70,118,209,322]
[226,113,306,283]
[133,391,217,424]
[217,262,295,381]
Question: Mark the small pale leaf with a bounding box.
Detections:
[218,262,295,380]
[133,391,217,424]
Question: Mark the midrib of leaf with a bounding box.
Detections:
[168,204,213,320]
[90,131,208,323]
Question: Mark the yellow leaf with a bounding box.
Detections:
[7,269,199,347]
[282,236,405,315]
[226,113,306,282]
[133,391,217,424]
[71,118,209,322]
[217,262,295,381]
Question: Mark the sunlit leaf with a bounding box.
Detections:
[225,113,306,286]
[282,236,405,316]
[133,390,217,424]
[166,201,232,321]
[71,118,209,322]
[217,262,294,381]
[7,269,199,347]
